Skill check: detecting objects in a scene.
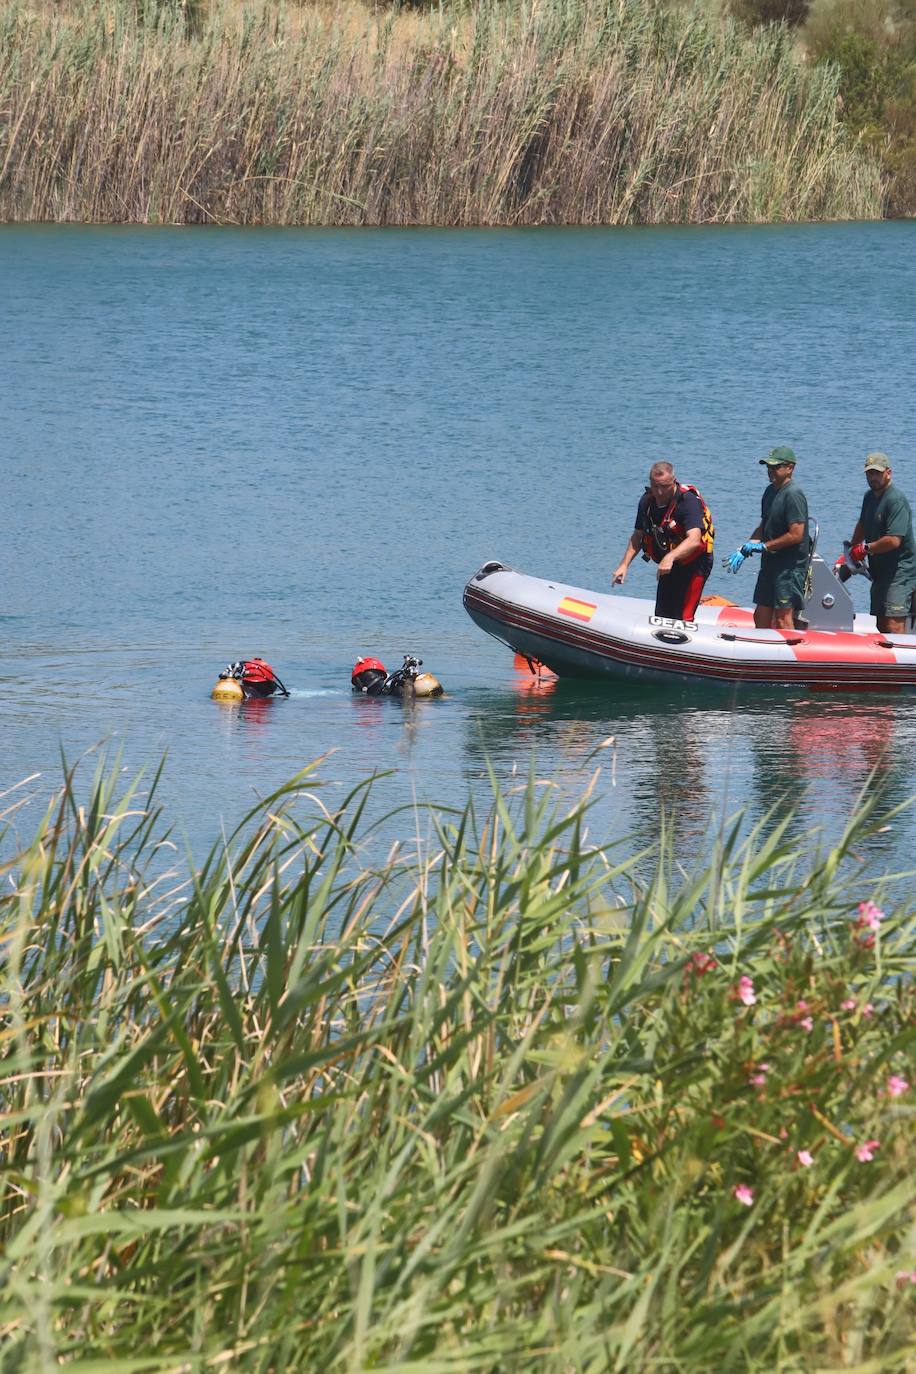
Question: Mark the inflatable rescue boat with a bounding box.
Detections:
[464,555,916,690]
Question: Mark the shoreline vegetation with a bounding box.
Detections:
[0,760,913,1368]
[0,0,887,224]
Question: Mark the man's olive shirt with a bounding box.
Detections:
[860,484,916,589]
[760,480,809,571]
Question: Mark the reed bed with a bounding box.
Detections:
[0,0,883,224]
[0,756,912,1370]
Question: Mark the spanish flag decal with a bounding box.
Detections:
[557,596,597,623]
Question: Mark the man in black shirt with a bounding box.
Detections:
[613,460,714,619]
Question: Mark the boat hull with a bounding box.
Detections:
[463,562,916,690]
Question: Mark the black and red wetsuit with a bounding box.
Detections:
[635,485,713,620]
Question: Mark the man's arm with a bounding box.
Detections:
[763,520,805,553]
[657,492,704,575]
[613,531,643,585]
[658,528,703,575]
[841,520,883,567]
[865,533,902,556]
[838,517,869,566]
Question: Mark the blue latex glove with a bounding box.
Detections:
[740,540,767,557]
[724,549,746,574]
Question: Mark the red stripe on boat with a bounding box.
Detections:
[789,631,896,665]
[716,606,755,627]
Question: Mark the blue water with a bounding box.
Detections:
[2,222,916,867]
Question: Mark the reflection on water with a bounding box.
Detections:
[462,670,913,861]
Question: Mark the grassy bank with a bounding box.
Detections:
[0,759,913,1369]
[0,0,884,224]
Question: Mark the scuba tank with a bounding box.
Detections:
[351,654,444,698]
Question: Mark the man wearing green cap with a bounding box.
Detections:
[724,447,809,629]
[837,453,916,634]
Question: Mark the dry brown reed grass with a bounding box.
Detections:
[0,0,884,223]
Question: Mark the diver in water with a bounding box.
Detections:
[218,658,289,698]
[351,655,443,698]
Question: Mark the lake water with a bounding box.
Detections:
[3,222,916,873]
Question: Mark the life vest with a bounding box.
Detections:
[640,483,715,563]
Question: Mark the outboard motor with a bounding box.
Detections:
[799,520,862,633]
[212,658,289,701]
[799,556,857,632]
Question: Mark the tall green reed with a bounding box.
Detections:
[0,0,884,224]
[0,757,912,1369]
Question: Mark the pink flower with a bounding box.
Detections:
[887,1075,909,1098]
[735,976,756,1007]
[855,1139,880,1162]
[797,1150,814,1167]
[856,901,884,931]
[788,998,813,1031]
[841,998,857,1011]
[688,951,718,975]
[862,1003,875,1019]
[895,1270,916,1289]
[748,1062,769,1087]
[733,1184,754,1206]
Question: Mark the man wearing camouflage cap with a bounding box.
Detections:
[837,453,916,634]
[724,446,809,630]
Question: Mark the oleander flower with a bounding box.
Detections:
[854,1139,880,1162]
[733,1184,754,1206]
[856,900,884,931]
[735,976,756,1007]
[887,1075,909,1097]
[797,1150,814,1167]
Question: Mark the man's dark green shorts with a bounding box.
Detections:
[753,562,807,611]
[870,578,914,619]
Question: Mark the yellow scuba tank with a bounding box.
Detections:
[413,672,444,698]
[211,677,244,702]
